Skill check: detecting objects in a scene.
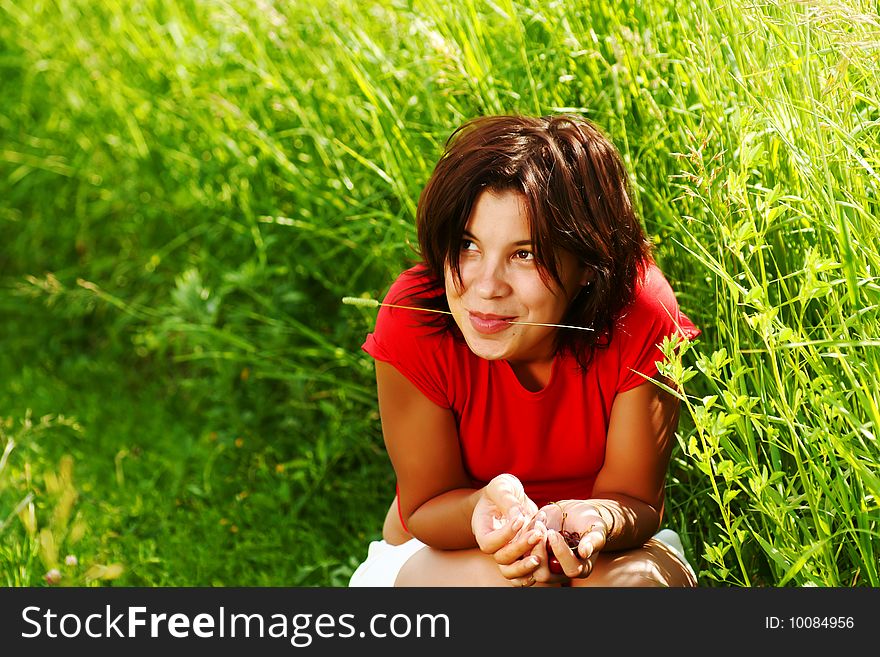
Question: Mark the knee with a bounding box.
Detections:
[576,541,697,588]
[395,547,513,587]
[644,539,698,587]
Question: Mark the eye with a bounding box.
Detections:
[461,239,478,251]
[513,249,535,261]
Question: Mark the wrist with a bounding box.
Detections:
[548,499,615,543]
[586,495,660,550]
[588,502,617,545]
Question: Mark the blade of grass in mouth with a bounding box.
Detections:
[342,297,594,331]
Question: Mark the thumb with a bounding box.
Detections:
[487,474,527,518]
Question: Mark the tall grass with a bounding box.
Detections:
[661,1,880,585]
[1,0,877,585]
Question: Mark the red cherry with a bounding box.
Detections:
[547,538,564,574]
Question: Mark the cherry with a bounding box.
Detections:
[546,531,581,575]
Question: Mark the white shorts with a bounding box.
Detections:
[348,528,696,587]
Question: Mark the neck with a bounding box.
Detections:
[507,357,554,392]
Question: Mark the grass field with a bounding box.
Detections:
[1,0,878,586]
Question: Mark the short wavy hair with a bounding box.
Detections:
[410,114,653,369]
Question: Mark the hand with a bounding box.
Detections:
[533,500,610,581]
[471,474,544,586]
[471,474,538,552]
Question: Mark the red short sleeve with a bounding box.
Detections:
[615,264,701,393]
[362,268,451,409]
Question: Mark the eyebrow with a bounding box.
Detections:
[462,230,533,247]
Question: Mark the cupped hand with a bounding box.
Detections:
[471,474,538,553]
[533,500,610,581]
[471,474,545,586]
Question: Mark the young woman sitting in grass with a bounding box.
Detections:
[349,114,700,587]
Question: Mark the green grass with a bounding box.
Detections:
[2,0,878,586]
[0,300,389,586]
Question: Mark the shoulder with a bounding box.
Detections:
[374,265,446,340]
[615,262,699,341]
[626,263,676,316]
[610,261,700,393]
[362,265,454,408]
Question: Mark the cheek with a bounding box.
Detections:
[444,267,470,300]
[443,274,463,308]
[452,259,476,287]
[518,278,554,305]
[524,284,568,318]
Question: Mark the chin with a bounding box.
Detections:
[461,333,511,361]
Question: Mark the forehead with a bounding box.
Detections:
[466,190,531,238]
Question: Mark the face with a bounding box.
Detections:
[444,190,589,365]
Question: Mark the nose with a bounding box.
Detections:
[472,257,511,299]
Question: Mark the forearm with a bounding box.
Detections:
[405,487,485,550]
[554,493,660,551]
[580,493,661,551]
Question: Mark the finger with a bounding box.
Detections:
[475,512,525,554]
[476,513,524,553]
[510,509,542,543]
[474,505,517,535]
[494,527,545,565]
[506,507,547,545]
[511,515,538,542]
[498,554,540,581]
[508,574,537,588]
[548,530,586,579]
[488,474,523,503]
[576,522,607,560]
[487,475,534,519]
[530,535,571,584]
[537,504,563,526]
[529,529,559,581]
[575,534,601,580]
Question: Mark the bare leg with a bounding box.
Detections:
[395,547,540,587]
[395,538,696,587]
[571,538,697,587]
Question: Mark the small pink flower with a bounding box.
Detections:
[65,555,78,567]
[45,569,62,585]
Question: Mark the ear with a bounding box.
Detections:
[578,267,593,287]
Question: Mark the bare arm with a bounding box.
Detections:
[382,495,410,545]
[375,360,483,549]
[530,376,682,581]
[587,376,681,550]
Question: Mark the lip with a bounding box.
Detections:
[467,311,517,335]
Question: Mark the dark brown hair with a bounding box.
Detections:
[409,114,653,369]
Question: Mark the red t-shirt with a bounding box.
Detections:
[363,262,700,511]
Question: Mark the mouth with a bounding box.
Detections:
[467,311,517,335]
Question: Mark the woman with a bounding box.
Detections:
[349,114,700,587]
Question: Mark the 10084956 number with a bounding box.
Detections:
[789,616,854,629]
